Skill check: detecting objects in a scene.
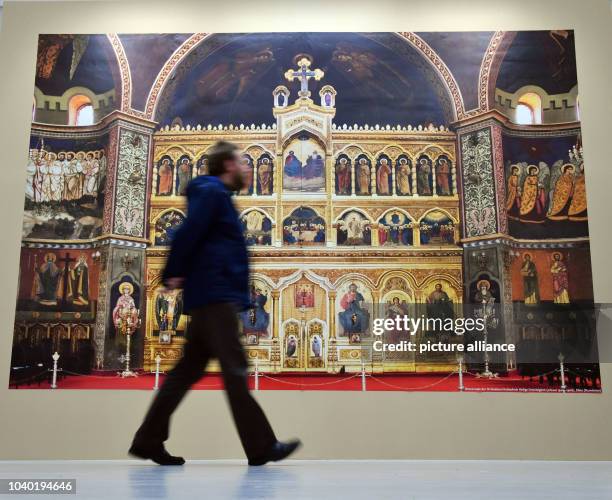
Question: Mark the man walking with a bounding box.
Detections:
[130,141,301,466]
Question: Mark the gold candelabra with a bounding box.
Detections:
[117,304,141,378]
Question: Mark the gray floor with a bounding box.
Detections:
[1,460,611,499]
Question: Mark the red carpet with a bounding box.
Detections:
[13,370,601,392]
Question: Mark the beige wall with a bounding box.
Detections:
[1,0,611,460]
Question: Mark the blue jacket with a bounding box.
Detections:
[163,175,250,313]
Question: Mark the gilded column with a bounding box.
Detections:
[327,290,337,370]
[252,159,259,196]
[328,291,336,339]
[371,159,377,196]
[152,162,159,196]
[329,154,335,194]
[270,290,281,370]
[271,290,280,339]
[169,153,179,198]
[371,223,380,246]
[412,222,421,247]
[451,159,458,195]
[275,153,283,246]
[431,160,437,196]
[326,153,333,246]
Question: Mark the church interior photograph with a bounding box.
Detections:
[0,0,611,499]
[11,30,598,392]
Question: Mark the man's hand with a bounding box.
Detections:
[163,277,184,291]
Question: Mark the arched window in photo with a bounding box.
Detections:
[68,94,94,126]
[515,92,542,125]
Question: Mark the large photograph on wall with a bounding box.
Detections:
[10,31,599,392]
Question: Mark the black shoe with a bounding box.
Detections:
[248,439,302,466]
[129,443,185,466]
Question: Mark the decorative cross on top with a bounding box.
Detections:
[284,57,324,99]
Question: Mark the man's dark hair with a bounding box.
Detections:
[207,141,239,176]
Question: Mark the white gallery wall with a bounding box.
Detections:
[0,0,611,460]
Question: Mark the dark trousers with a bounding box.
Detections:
[133,303,276,459]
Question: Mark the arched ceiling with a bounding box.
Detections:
[495,30,577,94]
[119,34,191,110]
[35,35,120,97]
[34,31,578,127]
[417,31,494,111]
[152,32,459,127]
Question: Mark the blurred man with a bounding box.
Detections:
[130,141,301,466]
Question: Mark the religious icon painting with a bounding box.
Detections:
[196,155,209,176]
[308,323,325,368]
[310,334,323,358]
[175,155,193,195]
[416,155,433,196]
[239,280,271,340]
[157,156,174,196]
[424,281,457,335]
[419,210,455,245]
[111,279,140,335]
[154,210,184,246]
[285,334,298,358]
[503,133,589,238]
[337,211,372,246]
[238,154,254,196]
[154,287,184,333]
[375,155,393,196]
[24,249,95,315]
[241,210,273,246]
[383,292,412,320]
[32,252,63,307]
[380,290,413,357]
[395,156,412,196]
[550,252,570,304]
[469,275,501,333]
[283,207,325,245]
[24,138,107,240]
[518,165,547,224]
[295,283,315,308]
[67,253,90,307]
[283,321,301,369]
[435,156,452,196]
[334,154,352,195]
[336,281,373,339]
[283,136,325,193]
[355,155,372,196]
[506,164,522,220]
[520,253,540,305]
[256,155,274,195]
[378,211,413,246]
